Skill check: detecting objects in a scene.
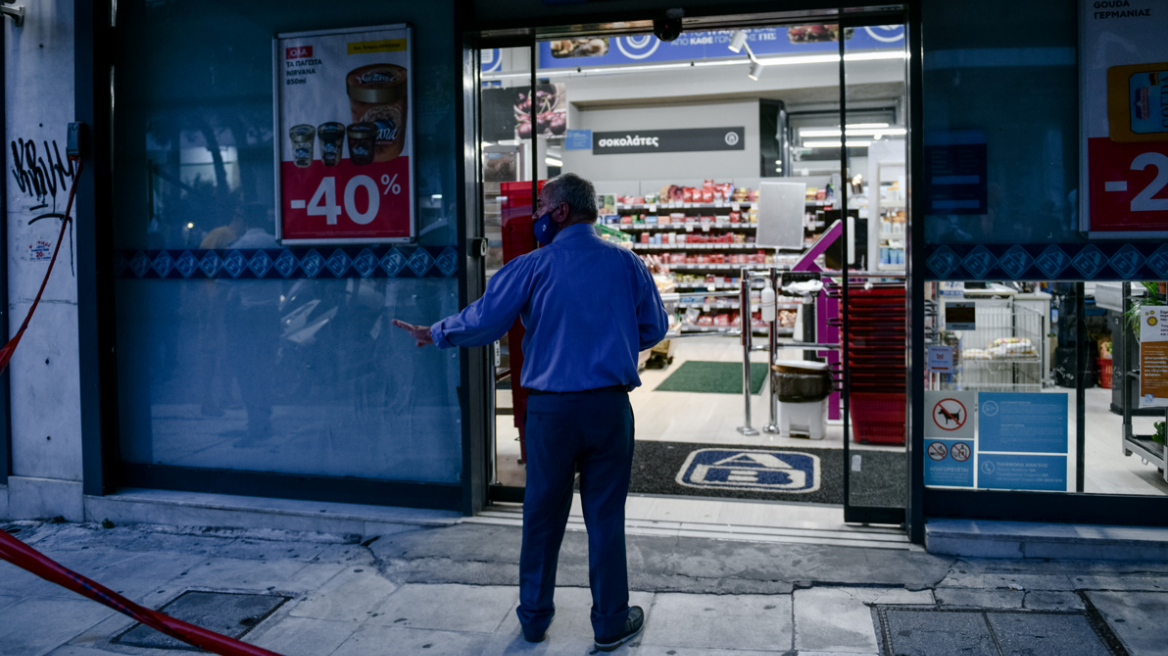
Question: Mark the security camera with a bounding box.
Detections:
[653,9,684,42]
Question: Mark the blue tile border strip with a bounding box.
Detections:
[925,243,1168,281]
[114,247,459,280]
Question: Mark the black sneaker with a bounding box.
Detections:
[594,606,644,652]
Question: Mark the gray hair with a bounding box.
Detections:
[543,172,598,222]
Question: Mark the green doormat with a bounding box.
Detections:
[655,361,769,394]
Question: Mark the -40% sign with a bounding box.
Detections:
[295,174,402,226]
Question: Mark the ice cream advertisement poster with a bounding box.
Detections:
[1079,1,1168,237]
[274,25,414,243]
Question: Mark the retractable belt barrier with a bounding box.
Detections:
[0,160,286,656]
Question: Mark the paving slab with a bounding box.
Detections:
[795,587,931,654]
[883,609,997,656]
[985,612,1108,656]
[1023,590,1086,611]
[630,644,794,648]
[641,593,792,652]
[244,616,360,656]
[0,598,116,656]
[492,587,655,641]
[934,587,1025,609]
[286,565,400,622]
[368,583,517,633]
[1071,574,1168,591]
[936,572,1074,591]
[1085,590,1168,656]
[331,624,493,656]
[169,555,310,593]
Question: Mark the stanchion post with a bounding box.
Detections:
[763,267,780,434]
[738,268,759,436]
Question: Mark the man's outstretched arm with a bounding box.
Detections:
[393,256,533,348]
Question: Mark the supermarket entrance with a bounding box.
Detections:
[472,8,912,529]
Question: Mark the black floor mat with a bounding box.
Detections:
[630,440,906,506]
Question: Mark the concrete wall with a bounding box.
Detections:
[563,100,761,183]
[3,0,84,520]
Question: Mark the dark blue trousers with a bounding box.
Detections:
[516,389,635,640]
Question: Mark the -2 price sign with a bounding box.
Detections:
[1089,139,1168,233]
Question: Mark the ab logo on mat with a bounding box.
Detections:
[676,449,820,493]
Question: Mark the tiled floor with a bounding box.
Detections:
[492,337,1168,526]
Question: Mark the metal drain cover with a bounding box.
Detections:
[115,591,287,650]
[877,607,1125,656]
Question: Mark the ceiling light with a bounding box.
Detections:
[545,158,563,167]
[799,127,907,138]
[802,140,873,148]
[748,60,762,81]
[728,30,748,53]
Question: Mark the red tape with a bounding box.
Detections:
[0,160,286,656]
[0,529,284,655]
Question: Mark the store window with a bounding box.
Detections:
[920,0,1168,502]
[111,1,463,485]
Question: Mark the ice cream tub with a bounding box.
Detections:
[346,63,408,162]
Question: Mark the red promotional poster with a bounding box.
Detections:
[274,25,414,243]
[1080,2,1168,236]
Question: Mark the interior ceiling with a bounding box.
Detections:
[572,81,905,110]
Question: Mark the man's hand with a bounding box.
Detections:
[392,319,435,347]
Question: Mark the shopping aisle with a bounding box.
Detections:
[1082,387,1168,496]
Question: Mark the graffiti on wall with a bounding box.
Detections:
[10,138,75,221]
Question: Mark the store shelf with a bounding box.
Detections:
[675,282,766,290]
[678,301,800,310]
[877,262,906,271]
[668,263,788,271]
[607,222,757,231]
[963,356,1042,364]
[1125,435,1166,469]
[632,243,771,251]
[616,201,756,210]
[680,325,792,336]
[617,202,832,212]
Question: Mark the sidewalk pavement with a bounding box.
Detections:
[2,517,1167,656]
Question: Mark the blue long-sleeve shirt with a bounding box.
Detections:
[431,223,669,392]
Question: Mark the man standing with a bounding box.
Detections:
[393,173,668,651]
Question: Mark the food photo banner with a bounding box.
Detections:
[274,24,415,244]
[1079,0,1168,238]
[537,25,904,70]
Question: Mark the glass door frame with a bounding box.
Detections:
[467,6,923,541]
[839,9,913,528]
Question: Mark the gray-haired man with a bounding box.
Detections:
[394,173,668,650]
